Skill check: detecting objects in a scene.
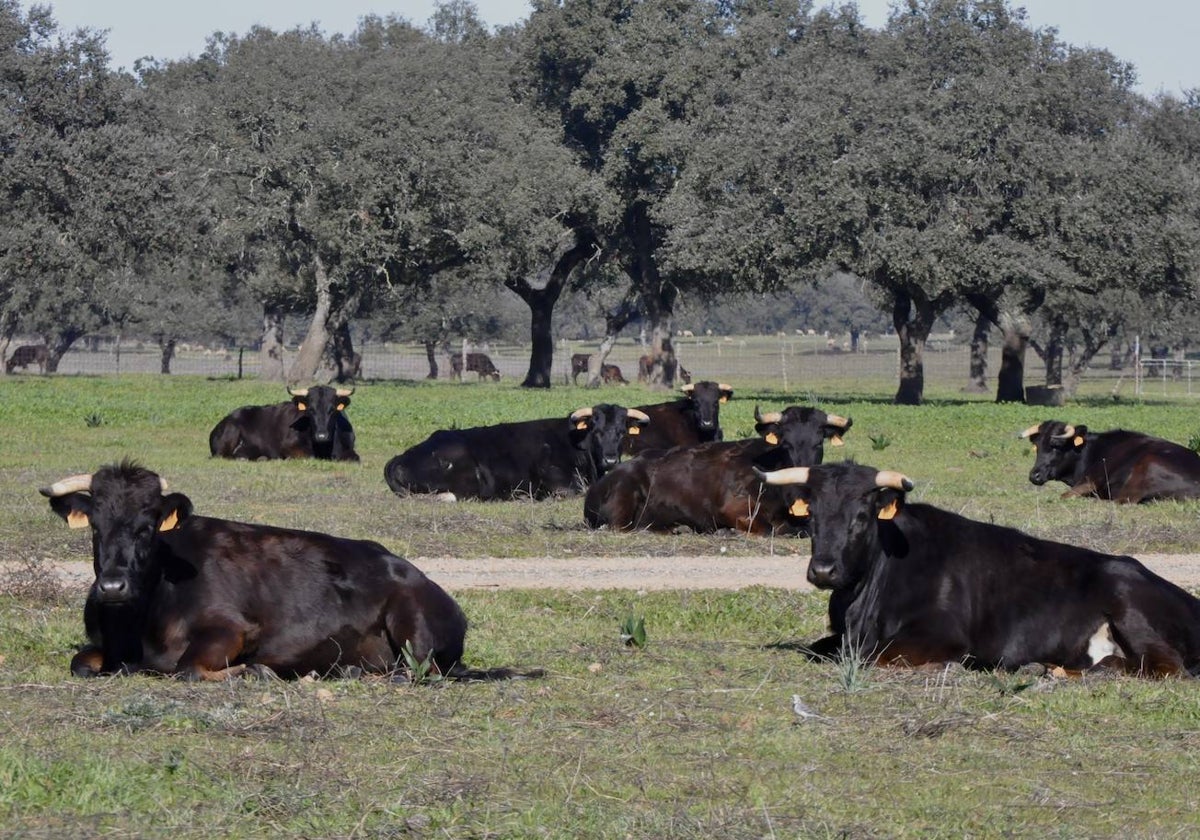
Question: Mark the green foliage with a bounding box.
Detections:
[84,412,104,428]
[619,614,646,649]
[869,433,891,451]
[398,640,444,685]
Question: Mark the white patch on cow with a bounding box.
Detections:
[1086,622,1120,666]
[434,492,458,503]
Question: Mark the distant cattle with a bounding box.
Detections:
[571,353,629,386]
[636,355,691,385]
[384,403,650,501]
[209,385,359,462]
[757,461,1200,675]
[5,344,48,374]
[41,462,531,680]
[1021,420,1200,503]
[450,352,501,381]
[586,406,851,534]
[626,381,733,456]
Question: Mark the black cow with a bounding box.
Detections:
[41,462,533,680]
[586,406,851,534]
[450,352,501,381]
[6,344,48,374]
[757,461,1200,676]
[209,386,359,462]
[1021,420,1200,503]
[384,404,651,501]
[626,381,734,456]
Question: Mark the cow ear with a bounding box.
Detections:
[876,489,904,521]
[47,493,93,529]
[829,434,845,447]
[335,397,350,411]
[159,493,193,532]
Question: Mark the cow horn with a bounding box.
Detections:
[680,383,695,394]
[1019,424,1042,439]
[335,387,354,397]
[825,413,850,429]
[569,407,594,423]
[718,383,732,392]
[875,470,914,491]
[288,387,310,397]
[756,466,810,486]
[755,406,783,425]
[1052,424,1076,440]
[626,408,650,423]
[40,473,93,497]
[158,477,170,493]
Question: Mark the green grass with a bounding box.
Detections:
[4,372,1200,837]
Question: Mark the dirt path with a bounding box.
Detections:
[12,553,1200,592]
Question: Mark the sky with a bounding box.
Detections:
[28,0,1200,97]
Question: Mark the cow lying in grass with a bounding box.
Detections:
[758,461,1200,676]
[42,461,537,681]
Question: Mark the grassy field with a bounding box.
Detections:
[3,370,1200,837]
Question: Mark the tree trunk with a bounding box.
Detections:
[158,337,176,374]
[1042,323,1065,388]
[626,203,677,388]
[850,328,861,353]
[586,288,638,388]
[0,308,16,370]
[995,312,1030,403]
[505,229,599,389]
[424,341,439,379]
[891,289,935,406]
[260,304,286,383]
[329,321,360,383]
[288,256,334,386]
[43,327,83,373]
[964,311,990,393]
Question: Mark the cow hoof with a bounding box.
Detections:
[244,663,281,682]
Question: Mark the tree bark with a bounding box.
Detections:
[424,341,439,379]
[288,255,334,386]
[964,310,990,393]
[891,289,936,406]
[330,321,359,383]
[505,230,599,389]
[158,337,176,374]
[995,312,1031,403]
[43,327,83,373]
[586,287,638,388]
[260,304,286,383]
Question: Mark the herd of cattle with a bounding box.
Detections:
[38,379,1200,682]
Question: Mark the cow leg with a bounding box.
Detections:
[1109,611,1190,678]
[70,646,105,677]
[175,627,248,681]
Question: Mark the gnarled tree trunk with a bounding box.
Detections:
[586,288,638,388]
[288,256,334,386]
[260,304,286,383]
[964,310,990,393]
[891,288,937,406]
[995,312,1030,403]
[158,337,176,374]
[424,341,439,379]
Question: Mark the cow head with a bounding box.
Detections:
[383,431,484,499]
[41,462,193,605]
[680,381,733,435]
[569,405,651,474]
[754,405,852,467]
[756,462,913,590]
[1021,420,1088,487]
[289,385,352,449]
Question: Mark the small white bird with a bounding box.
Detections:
[791,694,827,721]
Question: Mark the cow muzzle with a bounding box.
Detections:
[96,576,132,603]
[1028,468,1047,486]
[806,560,839,589]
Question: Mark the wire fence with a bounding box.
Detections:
[8,333,1197,399]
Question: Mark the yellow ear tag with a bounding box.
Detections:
[1031,445,1038,453]
[877,499,899,520]
[764,432,779,445]
[297,402,307,412]
[159,510,179,532]
[830,435,845,447]
[789,498,809,517]
[66,510,90,529]
[719,396,728,404]
[1073,436,1084,447]
[627,425,641,435]
[336,403,346,411]
[575,421,589,431]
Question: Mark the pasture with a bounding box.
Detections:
[3,370,1200,837]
